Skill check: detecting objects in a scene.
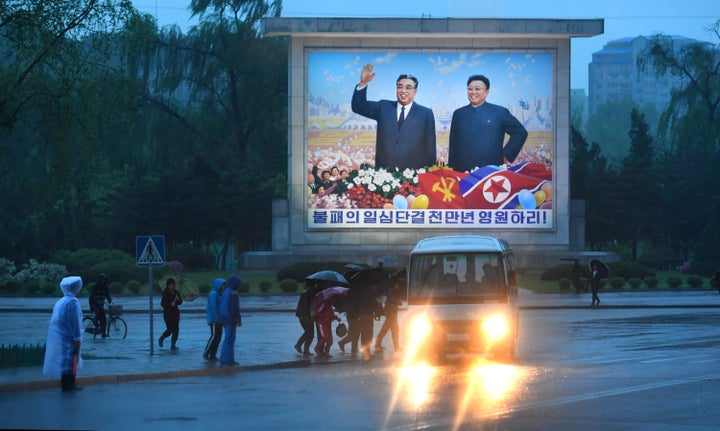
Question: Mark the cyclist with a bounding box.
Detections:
[89,274,113,338]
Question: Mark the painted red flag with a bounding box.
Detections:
[417,169,468,209]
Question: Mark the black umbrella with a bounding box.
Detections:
[588,258,610,278]
[306,270,349,285]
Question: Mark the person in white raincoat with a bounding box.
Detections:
[43,276,84,392]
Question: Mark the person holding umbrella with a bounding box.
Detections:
[43,276,84,392]
[311,284,347,359]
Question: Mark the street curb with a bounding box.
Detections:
[0,358,356,393]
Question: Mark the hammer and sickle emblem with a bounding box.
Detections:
[431,176,457,202]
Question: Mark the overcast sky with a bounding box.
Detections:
[131,0,719,91]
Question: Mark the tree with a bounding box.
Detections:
[109,0,288,263]
[639,21,720,261]
[570,126,616,250]
[0,1,138,261]
[617,109,657,261]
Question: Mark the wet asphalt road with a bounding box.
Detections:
[1,297,719,431]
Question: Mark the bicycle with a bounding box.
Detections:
[83,304,127,340]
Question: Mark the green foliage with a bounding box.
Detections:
[52,249,143,284]
[40,282,58,295]
[0,1,287,265]
[666,276,682,288]
[108,281,125,295]
[198,283,211,294]
[279,279,299,293]
[259,280,272,293]
[0,279,21,295]
[686,275,703,288]
[608,277,626,289]
[607,261,654,280]
[638,248,685,270]
[639,29,720,262]
[540,264,589,281]
[0,258,17,282]
[23,280,41,295]
[627,277,643,289]
[688,261,720,277]
[0,344,46,368]
[643,276,659,288]
[13,259,67,284]
[126,280,142,294]
[237,282,250,293]
[276,262,352,282]
[558,278,571,290]
[167,245,215,271]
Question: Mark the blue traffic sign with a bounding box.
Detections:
[136,235,165,267]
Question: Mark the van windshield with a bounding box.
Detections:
[408,252,507,304]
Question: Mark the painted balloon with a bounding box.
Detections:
[411,194,430,209]
[392,194,408,209]
[541,182,553,201]
[534,190,546,206]
[406,195,416,207]
[518,189,536,209]
[383,203,395,210]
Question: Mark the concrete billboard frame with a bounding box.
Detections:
[249,17,604,270]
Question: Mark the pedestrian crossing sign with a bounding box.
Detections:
[136,235,165,267]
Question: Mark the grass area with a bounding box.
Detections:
[519,270,718,294]
[4,269,716,298]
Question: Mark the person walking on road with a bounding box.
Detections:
[159,278,183,350]
[374,282,401,354]
[313,294,341,359]
[219,274,242,366]
[590,263,601,307]
[294,282,316,356]
[43,276,84,392]
[203,278,225,360]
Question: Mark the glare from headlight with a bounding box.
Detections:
[482,314,509,340]
[409,314,432,341]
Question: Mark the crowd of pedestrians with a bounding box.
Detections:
[43,266,405,393]
[296,263,404,362]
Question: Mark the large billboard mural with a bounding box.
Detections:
[306,50,554,229]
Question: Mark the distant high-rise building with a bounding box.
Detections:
[588,35,711,116]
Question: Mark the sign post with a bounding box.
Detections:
[136,235,165,355]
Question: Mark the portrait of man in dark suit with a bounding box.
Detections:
[351,64,437,171]
[448,74,528,172]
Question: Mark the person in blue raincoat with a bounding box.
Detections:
[43,276,84,392]
[219,274,242,365]
[203,278,225,360]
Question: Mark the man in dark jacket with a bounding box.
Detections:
[89,274,112,338]
[294,283,316,356]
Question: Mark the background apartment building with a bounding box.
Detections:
[587,35,709,117]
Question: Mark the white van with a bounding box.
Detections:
[402,235,519,362]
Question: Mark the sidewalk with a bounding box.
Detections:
[1,289,718,392]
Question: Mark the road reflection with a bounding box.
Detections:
[386,357,530,430]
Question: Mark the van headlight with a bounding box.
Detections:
[482,314,509,340]
[409,315,432,342]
